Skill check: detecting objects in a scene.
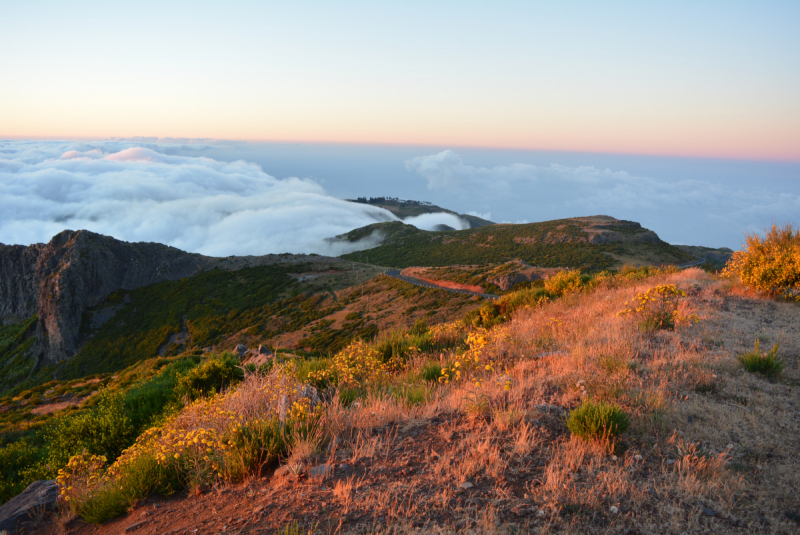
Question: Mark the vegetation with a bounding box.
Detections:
[722,223,800,300]
[0,316,38,395]
[57,366,312,524]
[567,399,630,442]
[341,218,694,268]
[738,339,784,377]
[0,353,241,504]
[617,283,698,332]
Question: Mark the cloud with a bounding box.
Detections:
[467,210,492,221]
[403,213,469,231]
[0,140,454,256]
[406,150,800,248]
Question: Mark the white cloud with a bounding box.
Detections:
[406,150,800,248]
[0,141,458,256]
[467,210,492,221]
[403,213,469,231]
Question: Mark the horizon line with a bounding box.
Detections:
[2,135,799,165]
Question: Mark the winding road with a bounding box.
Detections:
[384,257,706,301]
[384,270,500,300]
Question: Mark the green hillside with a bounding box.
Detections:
[340,217,694,269]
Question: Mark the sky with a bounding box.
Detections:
[2,1,799,161]
[1,2,798,255]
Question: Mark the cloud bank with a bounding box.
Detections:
[0,141,458,256]
[406,150,800,248]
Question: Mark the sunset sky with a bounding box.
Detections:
[3,1,799,161]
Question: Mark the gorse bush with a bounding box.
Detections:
[58,367,316,523]
[174,353,243,401]
[567,400,630,442]
[544,269,584,297]
[723,223,800,301]
[738,339,784,377]
[617,284,698,332]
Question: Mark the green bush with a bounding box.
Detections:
[420,361,443,383]
[43,390,135,474]
[567,400,630,441]
[738,340,784,377]
[174,353,243,400]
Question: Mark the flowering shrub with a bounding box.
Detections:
[617,284,698,331]
[544,269,584,297]
[428,321,466,347]
[722,224,800,301]
[58,367,316,524]
[439,329,504,388]
[307,340,388,389]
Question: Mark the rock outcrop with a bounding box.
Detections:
[1,230,210,365]
[0,479,58,533]
[0,243,45,322]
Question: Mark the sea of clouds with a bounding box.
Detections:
[0,140,467,256]
[406,150,800,248]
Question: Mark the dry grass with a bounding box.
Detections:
[49,268,800,535]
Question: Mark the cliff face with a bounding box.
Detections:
[0,243,44,321]
[1,230,210,364]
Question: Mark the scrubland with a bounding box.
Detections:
[35,264,798,535]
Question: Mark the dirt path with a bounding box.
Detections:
[385,269,499,300]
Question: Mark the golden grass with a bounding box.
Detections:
[51,268,800,534]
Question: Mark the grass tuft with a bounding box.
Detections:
[738,339,784,377]
[567,399,630,442]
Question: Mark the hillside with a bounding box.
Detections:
[13,267,800,535]
[348,197,495,228]
[339,215,695,269]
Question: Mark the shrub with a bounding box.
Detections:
[723,223,800,300]
[59,367,311,523]
[174,353,243,401]
[618,284,697,332]
[544,269,584,297]
[738,339,784,377]
[307,340,388,390]
[46,390,135,470]
[420,361,443,383]
[567,400,630,442]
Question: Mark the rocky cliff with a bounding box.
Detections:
[1,230,211,365]
[0,243,44,322]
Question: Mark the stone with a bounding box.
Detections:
[235,344,248,358]
[125,520,148,532]
[308,464,333,478]
[0,480,59,533]
[609,505,619,514]
[511,505,528,516]
[703,508,715,517]
[458,481,474,489]
[299,385,321,409]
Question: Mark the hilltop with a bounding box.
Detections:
[337,215,695,269]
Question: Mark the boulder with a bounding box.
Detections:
[0,480,59,533]
[244,345,274,367]
[234,344,247,359]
